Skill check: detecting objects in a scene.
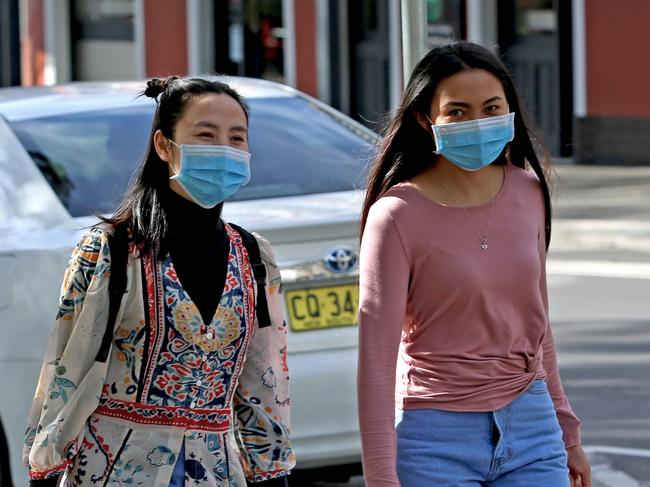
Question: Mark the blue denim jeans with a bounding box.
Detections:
[169,441,185,487]
[395,380,569,486]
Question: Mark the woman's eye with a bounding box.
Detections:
[486,105,499,113]
[448,109,463,117]
[231,136,246,142]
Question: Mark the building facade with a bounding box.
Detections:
[2,0,648,164]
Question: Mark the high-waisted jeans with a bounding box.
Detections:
[395,379,569,486]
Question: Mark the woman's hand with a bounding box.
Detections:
[567,445,591,487]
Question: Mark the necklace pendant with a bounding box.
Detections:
[481,239,488,251]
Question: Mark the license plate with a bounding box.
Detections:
[285,283,359,332]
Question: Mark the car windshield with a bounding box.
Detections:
[9,96,375,217]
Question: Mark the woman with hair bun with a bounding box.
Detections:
[24,76,295,487]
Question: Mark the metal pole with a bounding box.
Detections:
[0,0,21,86]
[401,0,428,83]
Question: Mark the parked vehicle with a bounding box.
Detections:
[0,78,375,485]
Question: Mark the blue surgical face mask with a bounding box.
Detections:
[169,141,251,208]
[429,112,515,171]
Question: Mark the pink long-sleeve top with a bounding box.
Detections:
[357,165,581,486]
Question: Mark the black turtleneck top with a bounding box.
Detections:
[161,188,290,487]
[162,187,229,325]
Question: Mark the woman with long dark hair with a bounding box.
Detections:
[357,42,590,486]
[24,77,294,487]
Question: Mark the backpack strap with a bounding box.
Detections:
[229,223,272,328]
[95,226,129,363]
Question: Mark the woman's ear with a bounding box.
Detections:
[153,130,172,163]
[413,110,437,152]
[415,111,433,132]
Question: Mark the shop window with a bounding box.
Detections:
[515,0,555,37]
[426,0,465,46]
[215,0,285,83]
[70,0,135,81]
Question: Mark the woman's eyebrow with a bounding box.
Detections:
[192,120,218,130]
[483,96,503,105]
[442,96,504,109]
[442,101,470,108]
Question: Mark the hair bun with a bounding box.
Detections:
[143,76,179,99]
[143,78,165,99]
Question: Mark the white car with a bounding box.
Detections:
[0,78,375,486]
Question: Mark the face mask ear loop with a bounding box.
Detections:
[424,113,439,154]
[167,138,182,178]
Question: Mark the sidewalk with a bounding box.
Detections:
[552,164,650,487]
[588,448,650,487]
[550,164,650,263]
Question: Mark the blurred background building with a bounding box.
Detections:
[1,0,648,165]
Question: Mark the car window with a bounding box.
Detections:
[235,97,375,201]
[10,106,152,217]
[9,96,375,217]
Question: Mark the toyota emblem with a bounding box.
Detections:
[324,247,357,273]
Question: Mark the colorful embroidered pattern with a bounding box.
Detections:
[95,395,231,432]
[24,225,294,486]
[145,225,254,410]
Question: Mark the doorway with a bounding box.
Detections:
[213,0,286,83]
[498,0,573,157]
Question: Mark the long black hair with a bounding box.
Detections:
[102,76,250,250]
[360,42,553,249]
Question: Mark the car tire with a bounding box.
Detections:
[0,419,13,487]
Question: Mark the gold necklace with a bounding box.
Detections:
[442,170,497,252]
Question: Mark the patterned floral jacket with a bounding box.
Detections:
[23,224,295,486]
